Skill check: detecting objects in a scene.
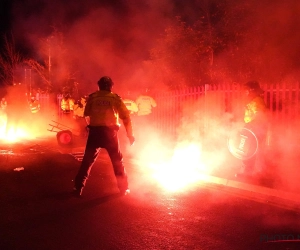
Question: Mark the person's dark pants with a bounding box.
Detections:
[74,126,128,191]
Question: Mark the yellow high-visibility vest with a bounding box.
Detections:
[61,98,75,112]
[84,90,130,127]
[136,95,157,116]
[244,96,267,123]
[29,100,40,113]
[123,99,138,114]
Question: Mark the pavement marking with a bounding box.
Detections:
[70,152,84,161]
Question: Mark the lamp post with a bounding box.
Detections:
[47,36,53,88]
[25,68,32,96]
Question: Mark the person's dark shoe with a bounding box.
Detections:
[73,187,83,197]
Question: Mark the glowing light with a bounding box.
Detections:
[5,126,31,142]
[0,116,7,137]
[150,143,208,192]
[0,113,34,142]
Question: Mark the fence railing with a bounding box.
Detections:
[37,93,51,112]
[51,82,300,143]
[152,82,300,140]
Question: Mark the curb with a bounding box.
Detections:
[198,174,300,210]
[127,158,300,211]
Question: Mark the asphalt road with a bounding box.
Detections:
[0,139,300,250]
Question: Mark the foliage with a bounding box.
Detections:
[25,58,50,92]
[144,0,256,89]
[0,34,24,86]
[28,28,75,94]
[147,17,209,89]
[0,27,79,96]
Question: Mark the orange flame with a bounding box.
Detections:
[148,143,208,192]
[0,113,35,142]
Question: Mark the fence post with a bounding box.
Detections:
[57,94,63,119]
[296,82,299,117]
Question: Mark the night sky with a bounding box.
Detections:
[0,0,196,92]
[0,0,12,34]
[0,0,181,53]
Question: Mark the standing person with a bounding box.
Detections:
[73,96,88,137]
[134,88,157,143]
[73,96,87,119]
[73,96,87,137]
[73,76,135,197]
[0,97,8,136]
[60,93,74,113]
[28,95,40,114]
[135,88,157,117]
[235,80,268,179]
[0,97,7,111]
[123,93,138,115]
[60,93,75,123]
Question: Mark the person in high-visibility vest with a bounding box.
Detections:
[60,94,75,113]
[0,97,8,136]
[73,76,135,197]
[235,81,269,180]
[73,96,88,137]
[73,96,87,118]
[123,98,138,115]
[0,97,7,111]
[135,89,157,116]
[28,96,40,114]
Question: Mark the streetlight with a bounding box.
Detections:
[47,36,53,87]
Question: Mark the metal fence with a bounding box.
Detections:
[51,82,300,142]
[37,93,51,112]
[152,82,300,140]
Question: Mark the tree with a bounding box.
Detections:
[146,17,212,89]
[143,0,256,88]
[0,33,24,86]
[26,28,78,95]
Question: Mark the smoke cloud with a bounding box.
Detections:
[9,0,178,93]
[2,0,300,197]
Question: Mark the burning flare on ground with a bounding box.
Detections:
[147,143,209,192]
[0,112,35,142]
[3,126,31,142]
